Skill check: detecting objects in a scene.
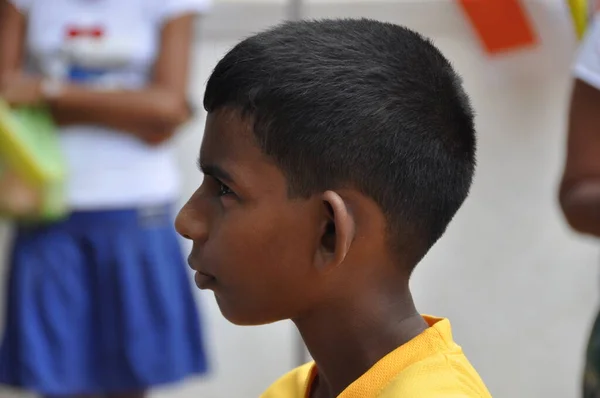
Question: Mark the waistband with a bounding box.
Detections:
[17,203,176,232]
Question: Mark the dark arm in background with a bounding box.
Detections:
[560,79,600,236]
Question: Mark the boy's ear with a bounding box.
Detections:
[315,190,355,271]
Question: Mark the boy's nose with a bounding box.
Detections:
[175,200,208,243]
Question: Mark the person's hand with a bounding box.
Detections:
[0,168,42,217]
[0,73,43,107]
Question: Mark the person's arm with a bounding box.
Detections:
[0,1,198,146]
[48,13,196,145]
[560,79,600,236]
[559,14,600,237]
[0,0,26,74]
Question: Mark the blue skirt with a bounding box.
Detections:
[0,205,208,395]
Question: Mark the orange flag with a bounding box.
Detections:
[457,0,538,54]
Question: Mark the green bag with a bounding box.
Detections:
[0,99,67,221]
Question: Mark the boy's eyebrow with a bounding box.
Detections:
[197,158,235,184]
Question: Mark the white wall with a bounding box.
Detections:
[1,1,598,397]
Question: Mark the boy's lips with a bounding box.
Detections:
[187,255,216,289]
[194,271,216,289]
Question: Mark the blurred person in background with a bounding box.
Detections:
[0,0,210,397]
[560,12,600,398]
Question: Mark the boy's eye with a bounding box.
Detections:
[218,182,233,197]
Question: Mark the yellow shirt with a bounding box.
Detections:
[261,316,492,398]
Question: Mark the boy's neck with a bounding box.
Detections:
[293,289,427,398]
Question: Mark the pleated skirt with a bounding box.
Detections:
[0,205,208,395]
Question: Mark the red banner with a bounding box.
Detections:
[457,0,538,54]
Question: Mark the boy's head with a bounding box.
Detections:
[176,19,475,325]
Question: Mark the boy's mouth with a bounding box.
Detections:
[194,271,216,289]
[187,255,216,289]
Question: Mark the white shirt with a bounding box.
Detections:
[574,15,600,89]
[10,0,211,210]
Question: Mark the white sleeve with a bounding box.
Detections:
[7,0,31,14]
[157,0,212,23]
[574,15,600,90]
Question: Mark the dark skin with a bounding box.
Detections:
[175,108,428,398]
[0,0,195,146]
[560,79,600,236]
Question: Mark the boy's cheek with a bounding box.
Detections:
[210,205,316,278]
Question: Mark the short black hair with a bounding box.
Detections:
[204,18,476,266]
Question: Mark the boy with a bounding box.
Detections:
[176,18,491,397]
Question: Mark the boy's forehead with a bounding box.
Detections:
[200,109,284,185]
[200,110,289,195]
[200,110,256,161]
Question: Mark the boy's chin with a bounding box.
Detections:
[215,295,287,326]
